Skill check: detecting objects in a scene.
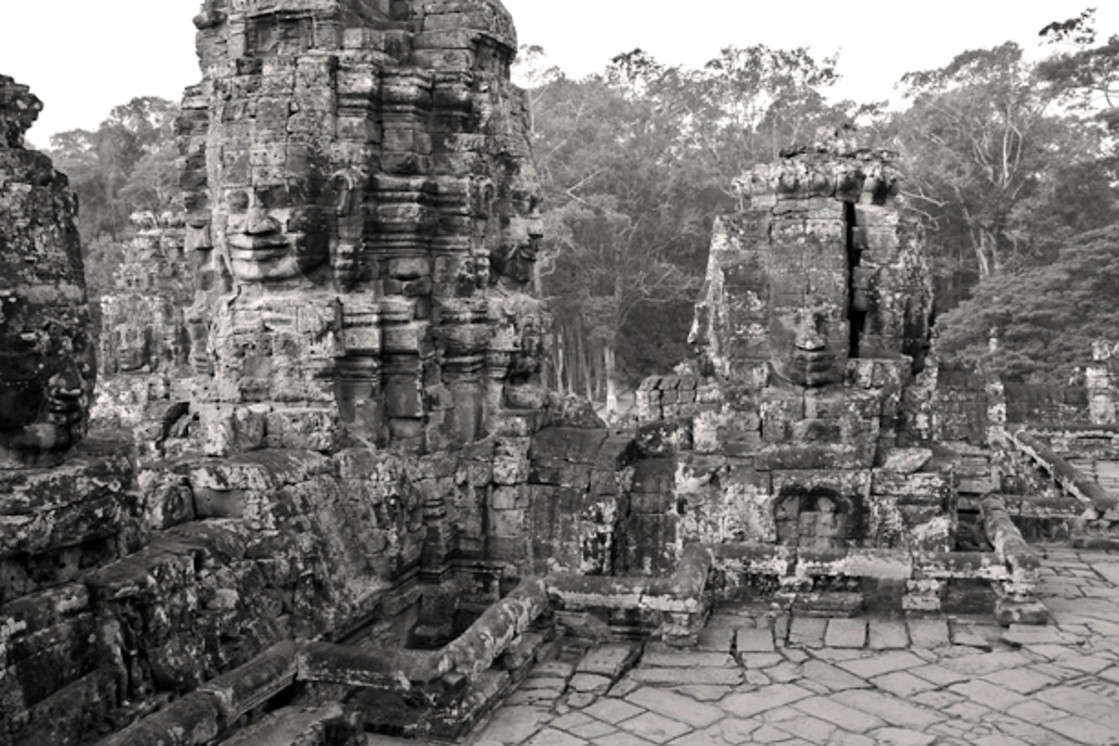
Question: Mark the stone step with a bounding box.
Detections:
[221,704,359,746]
[354,668,510,741]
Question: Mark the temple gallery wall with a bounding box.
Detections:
[3,1,1119,744]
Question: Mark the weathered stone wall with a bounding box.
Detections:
[930,364,990,444]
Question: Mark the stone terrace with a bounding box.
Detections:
[438,546,1119,746]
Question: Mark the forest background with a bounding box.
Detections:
[48,8,1119,414]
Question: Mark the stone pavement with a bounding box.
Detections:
[432,546,1119,746]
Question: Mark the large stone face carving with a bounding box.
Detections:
[625,133,948,576]
[93,211,194,436]
[178,0,546,456]
[0,76,95,468]
[690,134,930,388]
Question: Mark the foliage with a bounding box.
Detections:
[1038,8,1119,132]
[523,45,860,403]
[936,225,1119,383]
[47,96,180,299]
[890,42,1117,282]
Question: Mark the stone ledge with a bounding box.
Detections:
[547,545,713,646]
[1004,427,1117,513]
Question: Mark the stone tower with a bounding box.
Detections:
[178,0,546,456]
[0,76,95,469]
[634,131,947,572]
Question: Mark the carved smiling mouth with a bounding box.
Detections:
[228,234,289,252]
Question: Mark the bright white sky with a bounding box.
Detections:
[3,1,1115,148]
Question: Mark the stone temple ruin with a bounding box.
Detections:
[4,2,1119,745]
[0,77,95,471]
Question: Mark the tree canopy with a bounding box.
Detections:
[936,224,1119,383]
[48,96,180,299]
[62,8,1119,399]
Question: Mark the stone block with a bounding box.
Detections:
[788,616,827,647]
[868,619,909,650]
[488,508,525,538]
[630,459,675,495]
[491,485,526,511]
[220,704,360,746]
[824,618,868,648]
[736,626,776,654]
[98,691,223,746]
[0,450,136,560]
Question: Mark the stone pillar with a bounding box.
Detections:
[438,299,489,445]
[986,378,1007,442]
[380,297,431,451]
[1088,340,1116,426]
[335,299,385,445]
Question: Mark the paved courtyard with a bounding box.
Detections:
[449,546,1119,745]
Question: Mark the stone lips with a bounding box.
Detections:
[0,75,95,468]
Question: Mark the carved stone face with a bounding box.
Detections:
[768,288,848,388]
[0,370,84,458]
[492,169,543,286]
[114,325,150,372]
[220,177,331,283]
[0,76,93,468]
[0,296,91,467]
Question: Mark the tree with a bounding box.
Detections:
[526,46,864,411]
[1038,7,1119,133]
[891,43,1115,283]
[49,96,179,243]
[531,73,707,409]
[936,224,1119,383]
[48,96,180,301]
[605,46,880,195]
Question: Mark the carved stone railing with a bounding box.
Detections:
[999,427,1118,513]
[99,577,550,745]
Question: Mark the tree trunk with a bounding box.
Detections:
[553,330,566,396]
[604,344,618,415]
[574,323,592,402]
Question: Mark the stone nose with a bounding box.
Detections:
[795,312,828,351]
[245,207,281,235]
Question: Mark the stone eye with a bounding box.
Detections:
[288,207,323,233]
[227,191,249,211]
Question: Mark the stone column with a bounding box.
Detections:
[335,299,385,445]
[380,297,431,451]
[1088,340,1116,426]
[438,298,489,445]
